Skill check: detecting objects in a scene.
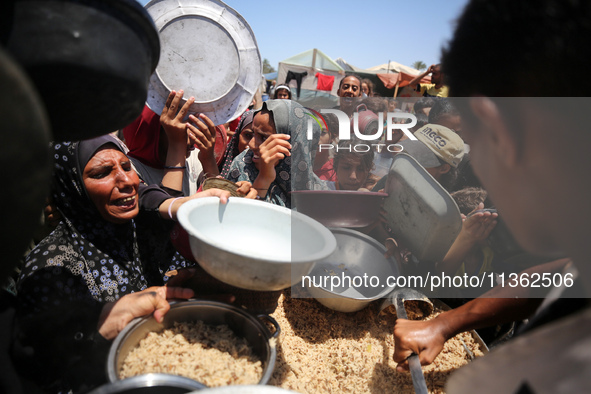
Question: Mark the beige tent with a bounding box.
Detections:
[334,57,368,73]
[276,48,345,107]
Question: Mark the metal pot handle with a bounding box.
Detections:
[356,103,368,112]
[257,314,281,339]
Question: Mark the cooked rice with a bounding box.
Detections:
[120,320,263,387]
[268,291,484,393]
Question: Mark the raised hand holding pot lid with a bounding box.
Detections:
[145,0,262,126]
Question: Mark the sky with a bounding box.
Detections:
[137,0,470,72]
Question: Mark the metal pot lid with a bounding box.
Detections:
[144,0,261,125]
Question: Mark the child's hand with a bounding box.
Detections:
[384,238,400,259]
[462,203,498,243]
[260,134,291,164]
[160,90,195,146]
[235,181,259,199]
[187,113,217,162]
[257,133,291,178]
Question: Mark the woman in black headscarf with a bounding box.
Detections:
[218,109,255,179]
[14,135,229,392]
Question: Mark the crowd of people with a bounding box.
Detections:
[2,0,591,393]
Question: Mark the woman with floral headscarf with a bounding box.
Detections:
[227,100,328,207]
[15,135,230,392]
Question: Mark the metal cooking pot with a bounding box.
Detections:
[88,374,206,394]
[5,0,160,140]
[192,386,301,394]
[107,300,280,387]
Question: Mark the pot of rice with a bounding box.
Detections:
[88,373,206,393]
[107,300,280,388]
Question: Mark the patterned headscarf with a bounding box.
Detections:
[19,135,153,305]
[15,135,192,393]
[219,110,254,178]
[226,100,327,207]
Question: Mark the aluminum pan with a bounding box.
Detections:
[145,0,261,125]
[307,228,400,312]
[383,153,462,262]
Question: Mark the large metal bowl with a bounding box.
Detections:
[107,300,280,387]
[177,197,337,291]
[306,228,400,313]
[291,190,388,228]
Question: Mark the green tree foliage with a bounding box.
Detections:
[263,58,276,74]
[412,60,427,71]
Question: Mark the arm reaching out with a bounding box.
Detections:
[187,113,220,178]
[437,203,498,274]
[158,188,232,221]
[408,64,437,89]
[160,89,195,191]
[393,258,571,371]
[97,285,194,340]
[252,134,291,199]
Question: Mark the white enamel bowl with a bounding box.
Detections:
[177,197,337,291]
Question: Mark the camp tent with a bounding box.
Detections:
[375,72,431,97]
[276,48,345,108]
[334,57,389,96]
[366,61,422,75]
[264,71,278,81]
[333,58,430,98]
[366,61,430,97]
[335,57,367,73]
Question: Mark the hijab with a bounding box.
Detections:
[16,135,191,393]
[20,135,152,304]
[219,110,254,178]
[226,100,327,207]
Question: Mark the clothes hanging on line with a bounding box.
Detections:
[315,72,335,91]
[285,70,308,98]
